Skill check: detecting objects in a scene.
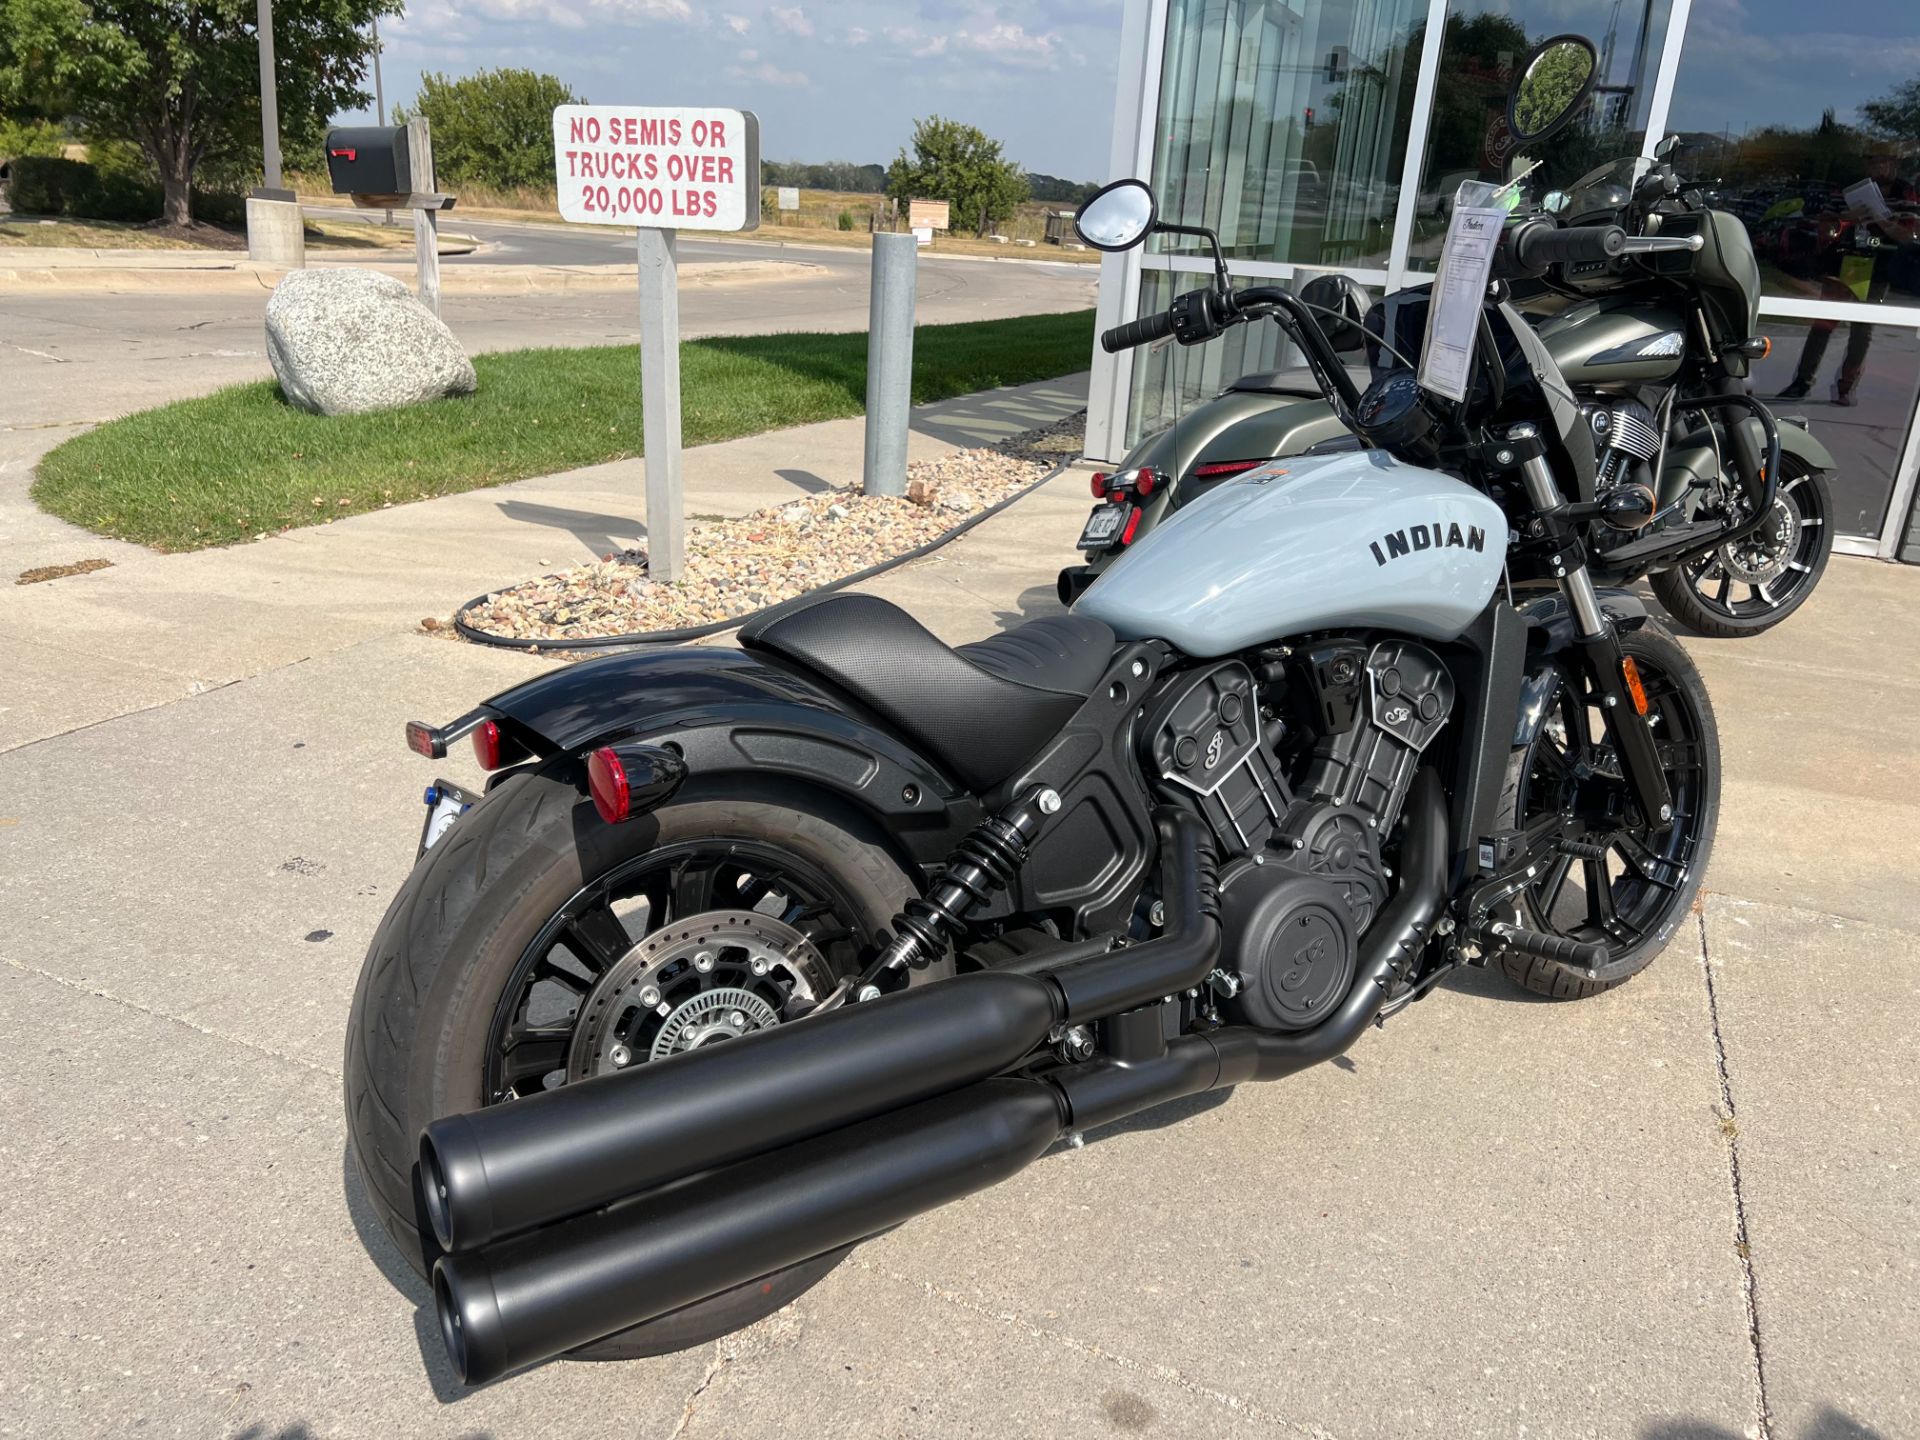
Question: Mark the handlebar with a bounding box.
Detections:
[1100,310,1175,354]
[1504,220,1627,276]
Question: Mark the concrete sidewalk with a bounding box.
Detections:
[0,379,1914,1437]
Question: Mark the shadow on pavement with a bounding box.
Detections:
[492,499,645,559]
[911,376,1087,451]
[1642,1407,1887,1439]
[774,467,833,494]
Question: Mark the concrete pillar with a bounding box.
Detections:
[245,196,305,267]
[862,231,918,496]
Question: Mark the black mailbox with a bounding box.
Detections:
[324,126,412,195]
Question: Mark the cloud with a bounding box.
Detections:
[883,25,949,59]
[955,21,1063,69]
[768,4,813,37]
[393,0,691,30]
[723,11,750,32]
[727,54,810,86]
[846,25,870,45]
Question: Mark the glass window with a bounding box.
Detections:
[1150,0,1428,269]
[1405,0,1673,270]
[1663,0,1920,310]
[1750,319,1920,537]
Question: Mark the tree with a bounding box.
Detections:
[886,116,1030,236]
[0,0,396,226]
[1862,78,1920,145]
[396,69,583,193]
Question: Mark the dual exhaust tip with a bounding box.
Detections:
[419,779,1445,1386]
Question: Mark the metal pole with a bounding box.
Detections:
[407,117,441,314]
[256,0,283,190]
[637,227,685,582]
[372,14,391,225]
[862,231,917,496]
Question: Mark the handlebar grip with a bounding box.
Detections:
[1508,222,1627,276]
[1101,309,1176,354]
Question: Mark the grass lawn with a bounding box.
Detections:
[0,213,422,250]
[33,309,1095,552]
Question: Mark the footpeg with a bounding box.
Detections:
[1479,921,1608,972]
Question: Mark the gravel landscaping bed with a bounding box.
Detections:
[453,411,1085,645]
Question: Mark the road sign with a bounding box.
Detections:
[552,105,762,583]
[777,186,800,211]
[908,198,950,231]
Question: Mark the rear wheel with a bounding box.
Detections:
[1495,622,1719,999]
[343,768,918,1359]
[1650,461,1832,637]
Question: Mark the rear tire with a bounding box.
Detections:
[1495,622,1719,999]
[343,767,917,1359]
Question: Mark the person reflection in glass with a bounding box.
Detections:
[1776,160,1919,407]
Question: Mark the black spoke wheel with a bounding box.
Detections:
[343,771,922,1362]
[1650,460,1832,637]
[1496,622,1719,999]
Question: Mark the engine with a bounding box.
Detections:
[1143,644,1454,1032]
[1587,398,1663,529]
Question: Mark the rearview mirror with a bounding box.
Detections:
[1508,35,1598,145]
[1075,178,1158,252]
[1298,273,1371,353]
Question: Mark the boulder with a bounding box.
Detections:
[264,268,477,416]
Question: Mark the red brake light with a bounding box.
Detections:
[1121,507,1143,545]
[587,747,631,823]
[1192,459,1264,478]
[1133,467,1157,497]
[1090,471,1110,499]
[472,719,503,770]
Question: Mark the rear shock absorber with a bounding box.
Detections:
[868,786,1060,981]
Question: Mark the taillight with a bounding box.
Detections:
[472,719,503,770]
[1192,459,1264,479]
[1133,467,1157,497]
[1121,508,1143,545]
[587,747,631,823]
[1090,471,1110,499]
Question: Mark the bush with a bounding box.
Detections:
[0,118,66,165]
[837,209,855,231]
[5,156,98,215]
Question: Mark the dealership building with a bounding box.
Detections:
[1084,0,1920,560]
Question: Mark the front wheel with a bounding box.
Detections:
[1495,622,1719,999]
[343,769,919,1359]
[1649,461,1832,637]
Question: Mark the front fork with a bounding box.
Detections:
[1509,425,1675,833]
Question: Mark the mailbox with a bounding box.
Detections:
[324,126,412,195]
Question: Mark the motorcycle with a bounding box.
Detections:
[1063,42,1836,642]
[346,43,1726,1388]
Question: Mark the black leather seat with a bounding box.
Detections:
[739,593,1116,792]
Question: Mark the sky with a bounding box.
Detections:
[353,0,1129,180]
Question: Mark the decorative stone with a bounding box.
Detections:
[264,269,476,416]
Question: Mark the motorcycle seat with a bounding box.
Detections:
[739,592,1115,793]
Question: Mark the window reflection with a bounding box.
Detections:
[1666,0,1920,307]
[1150,0,1426,268]
[1406,0,1671,270]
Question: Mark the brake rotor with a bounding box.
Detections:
[565,910,830,1082]
[1716,494,1801,586]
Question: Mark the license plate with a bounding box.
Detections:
[1078,503,1128,551]
[418,779,480,857]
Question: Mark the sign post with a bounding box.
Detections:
[552,104,761,584]
[407,117,440,314]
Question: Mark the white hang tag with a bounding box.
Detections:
[1418,202,1505,403]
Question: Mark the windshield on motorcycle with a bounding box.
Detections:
[1561,156,1650,224]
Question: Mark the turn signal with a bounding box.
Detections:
[587,747,631,824]
[404,720,444,759]
[1621,656,1649,716]
[1090,472,1110,499]
[1133,467,1158,497]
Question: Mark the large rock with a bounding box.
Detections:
[264,268,477,416]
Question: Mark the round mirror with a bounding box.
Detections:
[1507,35,1598,144]
[1075,178,1158,252]
[1298,273,1371,354]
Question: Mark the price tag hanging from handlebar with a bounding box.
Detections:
[1419,180,1507,403]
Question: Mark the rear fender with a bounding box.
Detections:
[477,647,981,865]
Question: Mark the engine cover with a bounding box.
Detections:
[1218,859,1356,1032]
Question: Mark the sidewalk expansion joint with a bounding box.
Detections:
[854,1258,1346,1440]
[2,955,340,1082]
[1698,910,1773,1439]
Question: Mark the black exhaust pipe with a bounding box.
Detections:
[430,777,1447,1385]
[421,808,1217,1253]
[435,1080,1066,1385]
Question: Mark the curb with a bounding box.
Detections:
[0,256,825,296]
[455,456,1074,652]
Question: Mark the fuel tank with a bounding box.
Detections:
[1535,296,1691,386]
[1075,450,1508,656]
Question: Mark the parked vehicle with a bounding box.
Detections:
[1065,124,1838,640]
[346,40,1728,1391]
